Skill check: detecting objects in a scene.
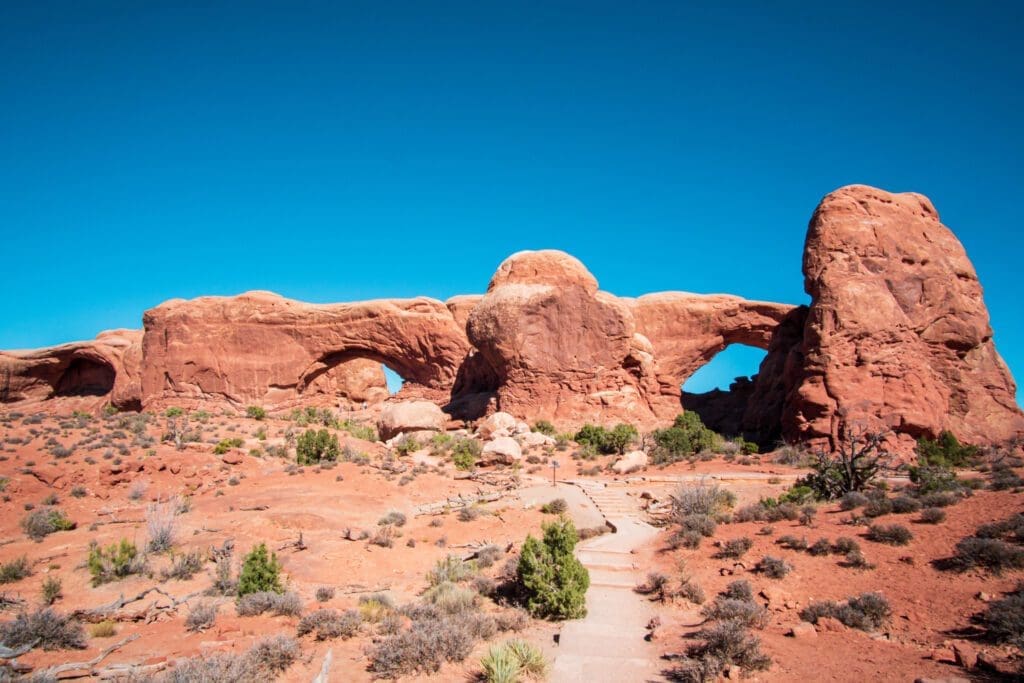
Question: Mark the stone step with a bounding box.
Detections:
[551,653,662,682]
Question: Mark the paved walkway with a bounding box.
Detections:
[551,481,665,683]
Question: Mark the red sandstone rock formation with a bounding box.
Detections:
[465,250,795,427]
[0,329,143,410]
[1,185,1020,450]
[138,291,468,410]
[785,185,1023,449]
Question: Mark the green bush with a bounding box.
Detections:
[237,543,283,596]
[532,420,556,436]
[517,518,590,620]
[651,412,720,462]
[452,437,482,470]
[164,407,184,418]
[88,539,145,586]
[339,419,377,441]
[296,428,339,465]
[21,508,76,541]
[213,437,244,455]
[916,431,978,468]
[0,556,31,584]
[245,406,267,421]
[573,423,637,455]
[480,639,548,683]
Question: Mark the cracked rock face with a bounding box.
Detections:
[786,185,1022,449]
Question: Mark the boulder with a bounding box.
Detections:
[480,436,522,465]
[612,450,648,474]
[378,401,447,441]
[519,431,556,449]
[476,412,518,439]
[788,622,817,639]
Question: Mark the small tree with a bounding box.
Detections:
[516,518,589,620]
[237,543,283,596]
[296,429,340,465]
[798,425,892,499]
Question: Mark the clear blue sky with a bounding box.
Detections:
[1,2,1021,399]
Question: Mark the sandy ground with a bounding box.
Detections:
[0,403,1021,681]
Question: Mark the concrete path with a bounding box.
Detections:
[551,481,665,683]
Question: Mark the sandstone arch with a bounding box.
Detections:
[139,291,471,409]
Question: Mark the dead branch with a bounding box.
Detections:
[37,634,140,677]
[72,587,202,623]
[277,532,307,552]
[238,505,269,511]
[338,584,390,595]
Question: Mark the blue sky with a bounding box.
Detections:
[1,1,1021,398]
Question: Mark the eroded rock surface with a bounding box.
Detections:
[786,185,1022,448]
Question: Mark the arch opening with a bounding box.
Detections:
[298,349,410,409]
[681,344,767,438]
[55,358,115,397]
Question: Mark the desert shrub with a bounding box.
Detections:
[296,428,339,464]
[808,538,832,556]
[717,537,753,559]
[358,594,394,622]
[669,528,703,550]
[0,556,31,584]
[776,534,808,551]
[919,490,961,508]
[88,539,145,585]
[236,590,303,617]
[540,498,568,515]
[516,517,589,620]
[428,555,478,586]
[635,572,670,599]
[680,513,717,538]
[679,579,706,605]
[297,608,361,640]
[475,544,504,569]
[245,406,266,421]
[162,549,205,581]
[186,602,217,632]
[367,616,476,677]
[213,437,244,454]
[481,639,548,683]
[0,607,85,650]
[989,463,1024,491]
[532,420,556,436]
[774,444,810,466]
[459,506,483,522]
[316,586,335,602]
[236,543,282,596]
[946,537,1024,575]
[672,480,735,520]
[91,620,117,637]
[378,510,407,527]
[909,463,965,495]
[21,508,75,541]
[839,491,869,511]
[370,525,396,547]
[424,581,479,614]
[862,497,893,518]
[800,592,891,631]
[797,427,891,499]
[246,635,299,674]
[977,584,1024,649]
[916,431,978,468]
[702,597,768,629]
[722,580,754,602]
[41,576,63,605]
[651,412,720,463]
[685,619,771,675]
[452,437,482,470]
[392,434,421,456]
[339,419,377,441]
[146,499,178,552]
[756,555,791,578]
[866,524,913,546]
[919,507,946,524]
[975,514,1024,541]
[890,495,921,514]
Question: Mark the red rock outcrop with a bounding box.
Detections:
[2,186,1020,450]
[465,251,795,427]
[139,291,467,410]
[785,185,1023,449]
[0,329,143,410]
